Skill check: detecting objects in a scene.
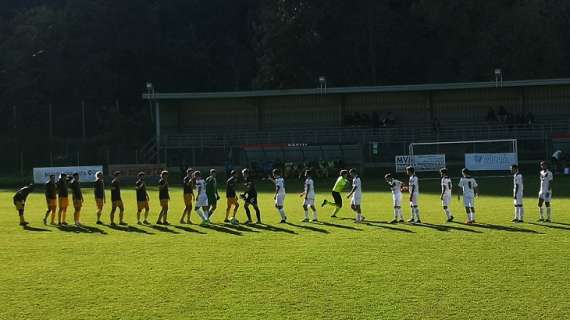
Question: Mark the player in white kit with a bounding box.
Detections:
[458,168,479,224]
[193,171,211,225]
[270,169,287,223]
[440,168,454,222]
[346,168,364,223]
[511,165,524,223]
[538,161,554,222]
[385,173,403,224]
[406,166,421,224]
[300,170,318,222]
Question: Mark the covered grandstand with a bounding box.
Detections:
[141,79,570,167]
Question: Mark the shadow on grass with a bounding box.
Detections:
[23,225,51,232]
[528,222,570,231]
[125,225,153,235]
[173,225,207,234]
[455,222,542,234]
[551,222,570,227]
[222,223,260,233]
[248,223,297,235]
[56,224,107,234]
[286,222,329,234]
[363,222,415,233]
[421,223,483,234]
[319,221,362,231]
[200,224,242,236]
[147,225,180,234]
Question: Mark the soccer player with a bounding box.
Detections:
[406,166,421,224]
[458,168,479,224]
[180,168,195,224]
[109,171,126,226]
[241,168,261,224]
[194,171,210,225]
[270,169,287,223]
[224,170,240,223]
[156,170,170,225]
[13,183,34,226]
[94,171,105,225]
[69,173,83,227]
[135,172,150,225]
[512,165,524,223]
[440,168,454,222]
[385,173,403,224]
[321,169,349,218]
[346,168,364,223]
[43,175,57,225]
[300,169,318,222]
[206,169,220,219]
[538,161,554,222]
[56,173,69,225]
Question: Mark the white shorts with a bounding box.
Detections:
[441,193,451,207]
[195,194,209,208]
[275,194,285,207]
[514,193,523,206]
[351,193,362,206]
[392,193,402,207]
[409,193,419,207]
[463,195,475,208]
[538,191,552,202]
[303,197,315,206]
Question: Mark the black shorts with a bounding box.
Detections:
[245,196,258,206]
[332,191,342,207]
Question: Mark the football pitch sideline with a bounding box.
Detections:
[1,176,569,320]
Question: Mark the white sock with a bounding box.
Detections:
[393,208,398,220]
[398,208,403,220]
[304,210,309,220]
[443,208,451,219]
[546,207,552,220]
[470,211,475,222]
[415,208,421,221]
[519,207,524,221]
[539,207,544,219]
[514,208,519,220]
[356,213,362,222]
[312,210,318,220]
[278,209,287,220]
[410,209,415,221]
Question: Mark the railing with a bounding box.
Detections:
[161,119,570,149]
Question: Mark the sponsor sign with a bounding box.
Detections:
[107,164,166,178]
[33,166,103,183]
[395,154,446,172]
[465,153,518,171]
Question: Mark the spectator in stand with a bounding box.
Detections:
[387,112,395,125]
[526,112,535,128]
[486,107,497,122]
[498,106,508,123]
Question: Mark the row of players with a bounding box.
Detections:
[12,161,554,227]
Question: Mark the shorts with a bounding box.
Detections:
[14,200,25,211]
[207,194,218,206]
[137,201,149,211]
[275,194,285,207]
[73,199,83,210]
[227,196,239,207]
[441,193,451,207]
[46,198,57,209]
[463,195,475,208]
[196,194,209,208]
[514,193,523,206]
[303,197,315,206]
[392,193,402,207]
[112,200,124,209]
[245,196,258,206]
[160,199,169,208]
[410,193,419,207]
[332,191,343,207]
[184,193,194,207]
[538,191,552,202]
[351,193,362,206]
[95,198,104,210]
[58,197,69,209]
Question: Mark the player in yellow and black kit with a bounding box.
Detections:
[110,171,126,226]
[135,172,150,225]
[43,175,57,225]
[69,173,83,227]
[94,171,105,225]
[180,168,195,224]
[56,173,70,225]
[156,171,170,225]
[13,184,34,226]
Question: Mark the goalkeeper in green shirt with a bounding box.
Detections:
[321,169,349,217]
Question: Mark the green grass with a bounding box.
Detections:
[1,175,570,320]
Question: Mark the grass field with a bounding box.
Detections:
[1,175,569,320]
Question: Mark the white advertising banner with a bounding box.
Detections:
[33,166,103,183]
[465,153,518,171]
[395,154,446,172]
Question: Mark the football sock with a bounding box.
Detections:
[546,207,552,220]
[244,207,252,221]
[278,208,287,220]
[312,210,318,220]
[304,210,309,220]
[254,207,261,222]
[539,207,544,220]
[519,207,524,221]
[393,209,398,220]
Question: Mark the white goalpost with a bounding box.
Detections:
[395,139,518,172]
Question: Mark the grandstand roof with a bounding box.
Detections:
[142,78,570,100]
